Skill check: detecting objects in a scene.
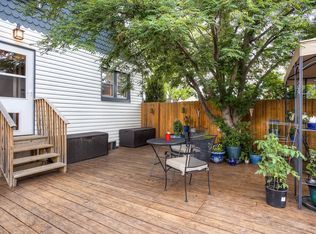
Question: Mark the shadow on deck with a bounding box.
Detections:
[0,145,315,233]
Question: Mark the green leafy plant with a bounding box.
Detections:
[183,115,192,126]
[255,134,305,189]
[25,0,314,143]
[212,144,224,153]
[306,149,316,181]
[173,120,183,136]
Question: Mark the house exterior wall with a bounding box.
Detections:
[0,0,142,144]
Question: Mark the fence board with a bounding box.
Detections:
[141,99,316,148]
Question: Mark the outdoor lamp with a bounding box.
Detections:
[249,108,254,117]
[13,24,24,40]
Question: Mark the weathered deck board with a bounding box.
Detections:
[0,145,315,233]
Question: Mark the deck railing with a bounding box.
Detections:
[35,98,68,168]
[0,101,15,187]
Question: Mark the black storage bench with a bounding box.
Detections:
[119,127,155,148]
[67,132,108,164]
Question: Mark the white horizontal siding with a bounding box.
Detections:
[0,19,142,144]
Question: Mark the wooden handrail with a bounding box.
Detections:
[35,98,69,124]
[0,102,16,128]
[35,98,68,169]
[0,101,15,187]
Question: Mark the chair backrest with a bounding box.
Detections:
[190,135,216,162]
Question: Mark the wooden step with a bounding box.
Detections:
[13,153,60,166]
[13,162,65,179]
[14,135,47,142]
[14,143,53,153]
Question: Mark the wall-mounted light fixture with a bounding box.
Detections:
[249,108,254,117]
[13,24,24,40]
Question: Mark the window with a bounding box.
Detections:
[0,49,26,98]
[101,71,131,102]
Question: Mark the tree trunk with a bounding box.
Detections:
[222,108,235,128]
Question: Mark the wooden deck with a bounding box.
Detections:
[0,146,315,233]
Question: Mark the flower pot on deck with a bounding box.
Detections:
[226,146,241,161]
[210,152,225,163]
[250,154,262,165]
[266,186,288,208]
[306,179,316,206]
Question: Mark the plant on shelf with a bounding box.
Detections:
[255,134,305,208]
[306,149,316,205]
[173,120,183,137]
[183,115,192,133]
[307,116,316,130]
[286,111,309,124]
[210,144,225,164]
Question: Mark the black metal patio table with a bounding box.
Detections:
[147,138,185,173]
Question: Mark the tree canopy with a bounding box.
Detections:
[27,0,315,129]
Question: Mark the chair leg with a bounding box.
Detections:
[207,170,211,195]
[189,173,192,185]
[184,173,188,202]
[164,168,167,191]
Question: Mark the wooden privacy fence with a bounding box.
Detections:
[141,99,316,148]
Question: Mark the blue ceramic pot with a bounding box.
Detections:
[210,152,225,163]
[306,180,316,206]
[307,123,316,130]
[250,154,262,165]
[183,125,190,133]
[227,158,237,166]
[226,146,241,161]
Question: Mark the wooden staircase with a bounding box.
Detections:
[0,99,67,187]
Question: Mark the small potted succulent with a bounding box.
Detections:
[173,120,183,138]
[306,149,316,206]
[210,144,225,163]
[307,116,316,130]
[183,115,192,133]
[255,134,305,208]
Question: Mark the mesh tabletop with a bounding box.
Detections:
[147,138,185,146]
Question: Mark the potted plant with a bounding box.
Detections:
[307,116,316,130]
[222,130,241,165]
[255,134,305,208]
[210,144,225,163]
[173,120,183,137]
[183,115,192,133]
[306,149,316,206]
[240,151,250,164]
[249,151,262,165]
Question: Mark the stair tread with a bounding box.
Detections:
[13,153,60,165]
[13,162,65,179]
[14,143,54,153]
[14,135,47,142]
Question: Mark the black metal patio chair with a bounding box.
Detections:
[164,144,211,202]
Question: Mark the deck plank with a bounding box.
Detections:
[0,145,315,233]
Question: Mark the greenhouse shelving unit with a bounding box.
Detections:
[284,38,316,210]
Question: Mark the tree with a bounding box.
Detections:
[144,75,166,102]
[26,0,314,131]
[165,84,195,102]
